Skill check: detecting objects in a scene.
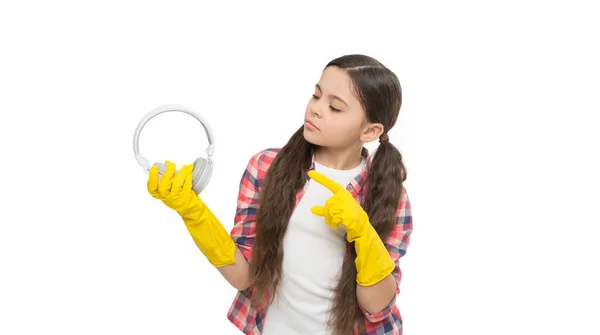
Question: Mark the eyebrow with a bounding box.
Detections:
[315,84,349,107]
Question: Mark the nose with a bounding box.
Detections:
[310,104,322,118]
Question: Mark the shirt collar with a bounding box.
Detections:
[307,147,371,194]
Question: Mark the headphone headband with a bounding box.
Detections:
[133,104,215,173]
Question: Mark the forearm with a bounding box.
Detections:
[216,247,252,291]
[356,273,396,314]
[352,222,397,314]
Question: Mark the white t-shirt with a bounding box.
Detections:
[261,158,366,335]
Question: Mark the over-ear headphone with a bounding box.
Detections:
[133,104,215,194]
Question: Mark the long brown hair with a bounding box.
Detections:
[249,54,407,334]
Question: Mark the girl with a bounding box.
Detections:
[146,54,413,335]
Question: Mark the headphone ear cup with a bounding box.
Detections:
[153,162,169,176]
[191,157,213,194]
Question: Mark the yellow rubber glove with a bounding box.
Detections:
[308,170,395,286]
[147,160,236,267]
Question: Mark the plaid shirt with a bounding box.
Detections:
[226,147,413,335]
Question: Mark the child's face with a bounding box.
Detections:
[303,66,369,148]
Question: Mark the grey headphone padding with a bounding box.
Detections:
[192,157,213,194]
[154,162,169,176]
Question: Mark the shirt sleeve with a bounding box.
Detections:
[229,150,264,264]
[359,186,413,323]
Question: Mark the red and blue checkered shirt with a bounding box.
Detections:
[226,147,413,335]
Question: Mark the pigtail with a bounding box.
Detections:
[249,125,314,309]
[328,143,406,335]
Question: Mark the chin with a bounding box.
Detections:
[302,127,321,145]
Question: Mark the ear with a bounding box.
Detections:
[359,122,384,143]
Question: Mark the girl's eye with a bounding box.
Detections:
[312,95,341,112]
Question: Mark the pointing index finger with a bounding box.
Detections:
[308,170,342,193]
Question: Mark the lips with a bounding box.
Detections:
[305,119,319,130]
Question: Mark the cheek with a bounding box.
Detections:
[324,120,362,143]
[333,116,362,133]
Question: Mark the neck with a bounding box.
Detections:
[314,143,364,170]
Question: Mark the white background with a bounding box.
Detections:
[1,1,598,334]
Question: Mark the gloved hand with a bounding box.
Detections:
[147,160,236,267]
[308,170,395,286]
